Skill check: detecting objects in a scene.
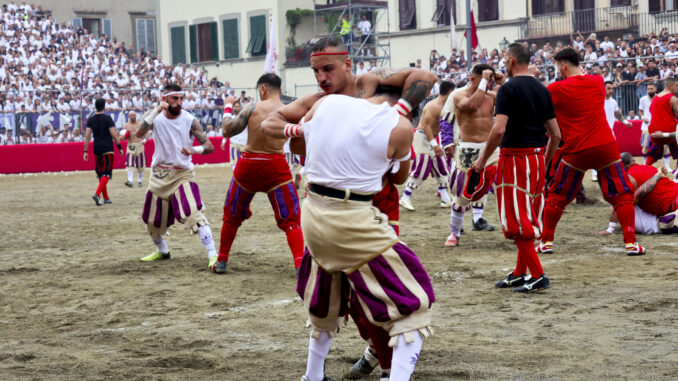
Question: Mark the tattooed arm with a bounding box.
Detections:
[672,96,678,118]
[358,67,437,106]
[181,118,214,155]
[222,102,254,138]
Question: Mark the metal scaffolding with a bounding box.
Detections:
[313,0,391,71]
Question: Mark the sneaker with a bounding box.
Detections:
[399,197,415,211]
[103,199,112,204]
[92,194,102,206]
[495,273,527,288]
[301,376,334,381]
[444,233,459,246]
[211,259,227,273]
[440,200,452,208]
[347,347,378,379]
[472,218,495,231]
[124,181,133,188]
[625,242,647,256]
[536,241,554,254]
[137,181,143,187]
[512,274,550,293]
[140,251,171,262]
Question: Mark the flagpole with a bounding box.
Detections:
[466,0,472,71]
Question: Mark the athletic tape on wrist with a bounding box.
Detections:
[223,103,233,118]
[395,99,412,116]
[478,78,488,92]
[144,108,159,125]
[283,123,303,137]
[429,139,439,147]
[193,145,205,154]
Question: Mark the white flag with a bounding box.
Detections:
[450,16,457,50]
[264,9,277,74]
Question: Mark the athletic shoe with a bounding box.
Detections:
[92,194,102,206]
[301,376,334,381]
[494,273,527,288]
[137,181,143,187]
[440,200,452,208]
[347,347,378,379]
[399,197,415,211]
[211,259,227,273]
[512,274,550,293]
[472,218,495,231]
[208,256,217,270]
[444,233,459,246]
[625,242,647,256]
[536,241,554,254]
[140,251,171,262]
[103,199,112,205]
[124,181,133,188]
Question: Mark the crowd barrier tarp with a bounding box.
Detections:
[0,137,229,174]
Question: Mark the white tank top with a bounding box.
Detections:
[151,110,196,170]
[303,94,400,193]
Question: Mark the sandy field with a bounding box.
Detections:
[1,163,678,380]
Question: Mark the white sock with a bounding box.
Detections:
[138,172,143,182]
[127,170,134,182]
[198,225,217,258]
[606,221,617,234]
[472,207,483,223]
[438,188,451,204]
[305,330,332,381]
[664,157,672,171]
[151,234,169,254]
[389,331,423,381]
[450,209,465,236]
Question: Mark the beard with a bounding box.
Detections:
[648,91,655,97]
[168,104,181,115]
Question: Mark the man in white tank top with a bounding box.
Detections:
[287,93,435,381]
[134,84,218,269]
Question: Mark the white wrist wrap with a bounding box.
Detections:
[193,145,205,154]
[429,139,439,147]
[223,103,233,118]
[284,123,303,137]
[395,99,413,116]
[606,222,617,234]
[478,78,488,92]
[144,108,159,125]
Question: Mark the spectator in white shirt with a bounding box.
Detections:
[355,61,368,75]
[358,14,371,56]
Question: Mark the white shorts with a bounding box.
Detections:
[635,205,660,235]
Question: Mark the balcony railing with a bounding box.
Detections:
[524,6,678,39]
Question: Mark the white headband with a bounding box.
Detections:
[162,91,184,97]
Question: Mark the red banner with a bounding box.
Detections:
[0,137,230,174]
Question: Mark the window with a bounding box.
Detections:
[71,18,82,28]
[610,0,631,5]
[399,0,417,30]
[189,22,219,63]
[136,18,156,54]
[103,18,112,38]
[477,0,498,21]
[222,18,239,59]
[432,0,456,26]
[649,0,678,12]
[83,18,101,37]
[170,25,186,65]
[246,15,266,56]
[532,0,565,15]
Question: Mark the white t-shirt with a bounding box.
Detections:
[151,110,197,170]
[604,97,619,130]
[358,20,371,35]
[638,95,653,131]
[600,41,614,51]
[303,95,400,193]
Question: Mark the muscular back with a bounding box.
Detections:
[245,99,288,154]
[418,96,445,136]
[454,87,496,143]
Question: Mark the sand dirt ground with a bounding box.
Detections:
[1,164,678,380]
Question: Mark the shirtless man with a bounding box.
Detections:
[445,64,504,246]
[399,81,455,211]
[120,111,150,187]
[212,73,304,273]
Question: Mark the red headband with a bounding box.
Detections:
[310,51,349,57]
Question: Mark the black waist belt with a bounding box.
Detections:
[309,184,373,202]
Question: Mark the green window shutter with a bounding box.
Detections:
[223,19,239,59]
[170,26,186,65]
[210,22,219,61]
[250,15,266,56]
[189,24,197,63]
